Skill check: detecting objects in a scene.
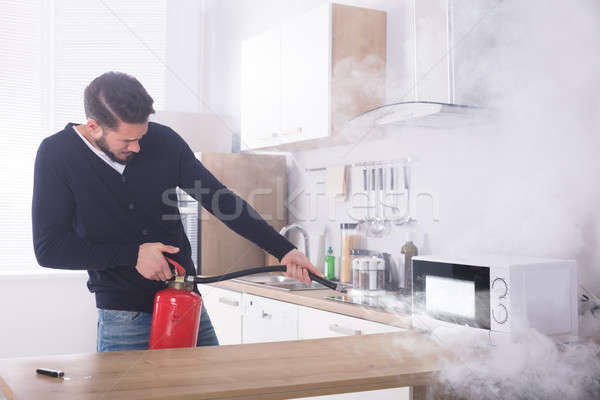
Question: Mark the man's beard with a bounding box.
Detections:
[95,135,136,165]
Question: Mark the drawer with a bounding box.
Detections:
[298,306,404,339]
[198,284,243,310]
[242,294,299,343]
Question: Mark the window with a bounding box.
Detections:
[52,0,167,129]
[0,0,167,271]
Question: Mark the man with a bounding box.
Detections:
[32,71,319,352]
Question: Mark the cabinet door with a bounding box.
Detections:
[302,387,410,400]
[241,26,281,150]
[197,285,243,345]
[281,2,330,142]
[242,294,299,343]
[298,306,409,400]
[298,306,404,340]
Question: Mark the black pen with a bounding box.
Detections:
[36,368,64,378]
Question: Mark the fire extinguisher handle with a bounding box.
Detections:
[165,257,186,277]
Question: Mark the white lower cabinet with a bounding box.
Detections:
[201,288,410,400]
[298,306,410,400]
[242,294,299,343]
[296,388,411,400]
[198,284,243,345]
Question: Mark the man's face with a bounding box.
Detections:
[88,120,148,165]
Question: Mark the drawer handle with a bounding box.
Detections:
[218,297,239,307]
[329,324,362,336]
[261,311,272,319]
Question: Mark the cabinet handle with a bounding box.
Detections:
[328,324,362,336]
[273,127,303,137]
[261,311,272,319]
[218,297,239,307]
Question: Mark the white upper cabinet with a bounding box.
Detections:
[241,26,282,150]
[241,4,386,150]
[280,3,331,144]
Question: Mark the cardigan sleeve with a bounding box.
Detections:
[175,133,296,261]
[31,139,139,270]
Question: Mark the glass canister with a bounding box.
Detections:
[376,257,385,290]
[368,256,385,291]
[340,223,361,283]
[352,258,361,288]
[359,257,370,290]
[350,249,371,286]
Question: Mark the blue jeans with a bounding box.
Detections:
[97,304,219,352]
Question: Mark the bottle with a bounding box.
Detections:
[325,246,336,280]
[401,234,418,294]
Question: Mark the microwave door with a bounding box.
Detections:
[413,260,491,330]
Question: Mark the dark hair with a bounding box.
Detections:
[83,71,155,129]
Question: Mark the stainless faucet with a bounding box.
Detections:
[279,224,310,260]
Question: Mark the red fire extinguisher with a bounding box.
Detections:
[148,258,202,350]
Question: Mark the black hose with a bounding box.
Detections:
[187,265,344,292]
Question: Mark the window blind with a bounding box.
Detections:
[0,0,167,271]
[53,0,167,129]
[0,0,44,270]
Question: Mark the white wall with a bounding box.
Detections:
[0,271,97,358]
[165,0,205,113]
[201,0,600,294]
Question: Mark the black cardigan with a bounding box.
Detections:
[32,122,294,312]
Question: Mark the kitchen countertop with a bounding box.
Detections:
[0,331,446,400]
[209,280,413,329]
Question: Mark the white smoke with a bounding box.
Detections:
[427,0,600,385]
[284,0,600,397]
[433,328,600,400]
[441,0,600,290]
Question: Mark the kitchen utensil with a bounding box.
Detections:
[358,167,371,234]
[392,162,415,225]
[369,167,390,237]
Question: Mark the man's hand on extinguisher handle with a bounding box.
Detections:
[135,242,180,281]
[280,249,322,285]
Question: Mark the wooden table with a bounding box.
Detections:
[0,331,446,399]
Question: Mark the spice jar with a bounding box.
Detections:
[352,258,361,288]
[350,249,371,284]
[359,258,370,290]
[367,256,385,291]
[377,258,386,289]
[340,223,361,283]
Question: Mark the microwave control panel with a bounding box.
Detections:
[490,268,510,332]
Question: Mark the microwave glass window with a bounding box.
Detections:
[412,260,491,329]
[425,276,475,319]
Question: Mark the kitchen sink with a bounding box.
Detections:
[233,273,326,291]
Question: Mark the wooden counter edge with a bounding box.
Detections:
[152,373,437,400]
[0,375,15,400]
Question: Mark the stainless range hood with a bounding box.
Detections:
[352,101,482,130]
[349,0,487,129]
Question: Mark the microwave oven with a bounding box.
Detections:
[411,255,578,340]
